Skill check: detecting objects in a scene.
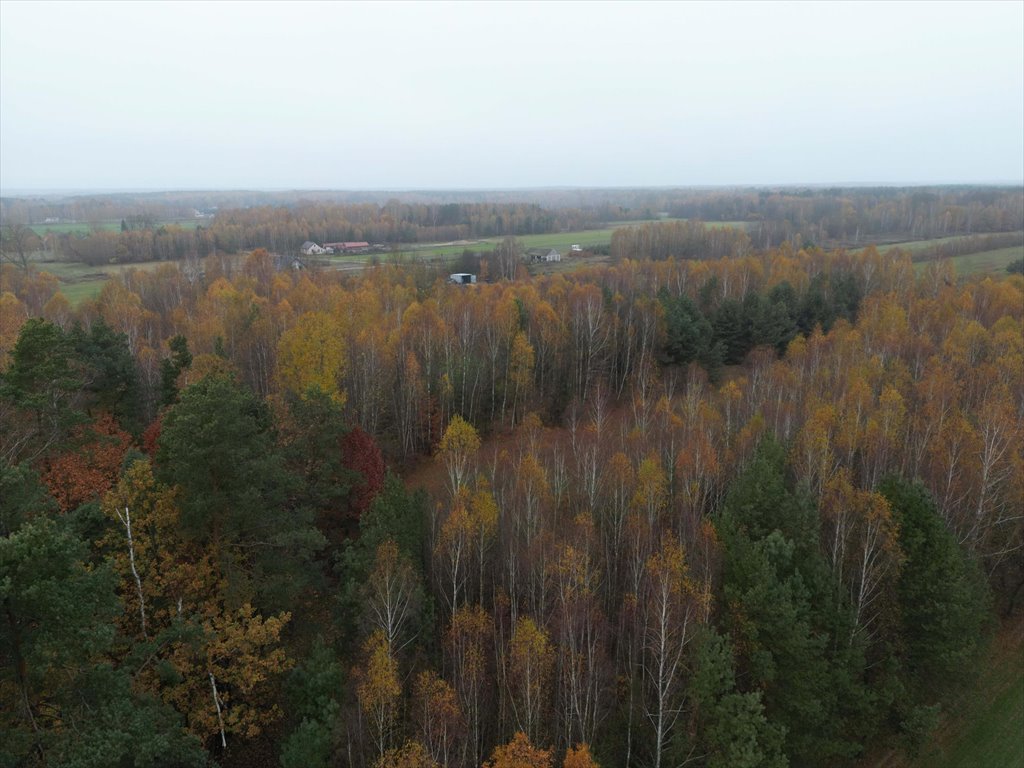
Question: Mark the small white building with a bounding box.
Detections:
[275,254,308,271]
[526,248,562,263]
[300,241,327,255]
[449,273,477,285]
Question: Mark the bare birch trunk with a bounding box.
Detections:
[210,671,227,749]
[116,506,147,639]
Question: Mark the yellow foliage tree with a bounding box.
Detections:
[277,310,347,404]
[447,603,492,767]
[631,452,668,526]
[437,414,481,496]
[412,669,464,766]
[506,615,554,743]
[356,630,402,760]
[508,330,535,426]
[642,534,703,768]
[470,480,499,603]
[0,291,28,367]
[187,603,292,746]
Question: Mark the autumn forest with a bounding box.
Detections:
[1,187,1022,768]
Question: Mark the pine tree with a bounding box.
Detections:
[879,476,988,696]
[716,438,868,766]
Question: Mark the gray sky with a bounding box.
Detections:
[1,0,1022,191]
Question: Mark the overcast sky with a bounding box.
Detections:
[1,0,1022,191]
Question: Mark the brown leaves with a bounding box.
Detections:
[412,670,464,766]
[563,743,600,768]
[102,460,293,745]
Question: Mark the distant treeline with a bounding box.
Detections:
[4,186,1022,266]
[0,188,638,225]
[663,187,1024,248]
[207,202,592,251]
[609,220,1024,266]
[31,203,613,265]
[56,226,216,266]
[611,220,752,261]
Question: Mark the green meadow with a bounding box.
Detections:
[366,218,749,261]
[29,219,202,236]
[31,257,175,306]
[869,623,1024,768]
[912,245,1024,276]
[948,246,1024,275]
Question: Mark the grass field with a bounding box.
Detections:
[354,219,749,262]
[938,667,1024,768]
[321,227,620,264]
[854,232,1023,255]
[852,231,1023,278]
[405,228,617,259]
[912,245,1024,277]
[869,620,1024,768]
[876,234,993,253]
[915,623,1023,768]
[30,221,121,235]
[855,233,1018,253]
[35,219,1015,306]
[29,219,202,236]
[32,256,176,306]
[57,279,108,305]
[948,246,1023,275]
[394,224,640,260]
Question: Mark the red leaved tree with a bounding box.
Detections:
[341,426,386,519]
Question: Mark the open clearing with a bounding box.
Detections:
[31,256,177,306]
[853,231,1022,277]
[854,233,1021,254]
[29,219,202,236]
[31,221,122,235]
[338,218,748,262]
[911,245,1024,277]
[30,221,1017,307]
[868,618,1024,768]
[391,223,654,260]
[948,246,1023,275]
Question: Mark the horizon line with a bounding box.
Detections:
[4,180,1024,199]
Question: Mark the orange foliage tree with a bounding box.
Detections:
[41,413,131,512]
[484,732,552,768]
